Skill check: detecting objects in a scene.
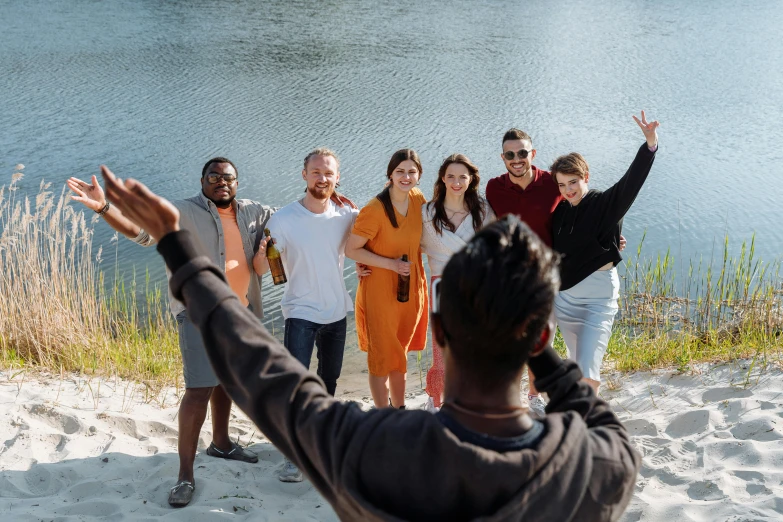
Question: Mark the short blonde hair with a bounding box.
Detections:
[303,147,340,170]
[550,152,589,182]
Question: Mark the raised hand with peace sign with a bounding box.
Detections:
[632,110,660,149]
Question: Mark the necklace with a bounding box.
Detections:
[442,399,528,420]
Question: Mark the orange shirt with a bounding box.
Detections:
[218,206,251,307]
[352,188,428,376]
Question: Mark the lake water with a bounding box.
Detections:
[3,0,782,364]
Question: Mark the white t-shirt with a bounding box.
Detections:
[266,199,358,324]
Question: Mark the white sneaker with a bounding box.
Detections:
[527,394,547,418]
[277,459,304,483]
[423,396,440,413]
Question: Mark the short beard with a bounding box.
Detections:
[204,190,236,209]
[508,166,531,179]
[308,185,333,200]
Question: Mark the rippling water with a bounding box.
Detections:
[3,0,782,357]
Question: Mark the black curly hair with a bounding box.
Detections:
[438,215,560,388]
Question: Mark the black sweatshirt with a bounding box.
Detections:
[156,229,640,521]
[553,143,657,291]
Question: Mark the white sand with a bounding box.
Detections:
[1,361,782,521]
[602,361,783,521]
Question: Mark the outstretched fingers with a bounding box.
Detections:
[633,111,661,135]
[101,166,143,218]
[66,180,86,197]
[100,165,181,238]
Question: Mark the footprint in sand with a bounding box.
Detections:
[719,399,762,424]
[702,387,753,402]
[623,419,658,437]
[647,440,703,472]
[665,410,718,438]
[632,436,670,457]
[26,404,83,435]
[730,418,783,442]
[732,470,774,496]
[1,463,66,497]
[640,466,688,487]
[687,480,726,501]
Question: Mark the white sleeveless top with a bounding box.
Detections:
[420,201,495,277]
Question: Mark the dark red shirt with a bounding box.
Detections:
[486,165,563,247]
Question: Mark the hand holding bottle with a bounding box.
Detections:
[253,235,272,275]
[264,228,288,285]
[397,254,410,303]
[389,257,411,276]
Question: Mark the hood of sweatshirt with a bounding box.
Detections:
[553,190,603,252]
[341,407,628,522]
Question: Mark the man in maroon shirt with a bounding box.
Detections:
[486,129,562,247]
[486,128,562,416]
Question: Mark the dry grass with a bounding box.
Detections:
[0,170,180,393]
[1,173,781,392]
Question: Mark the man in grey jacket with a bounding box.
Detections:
[98,167,641,521]
[68,158,272,506]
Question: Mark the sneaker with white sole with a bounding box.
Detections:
[423,396,440,413]
[527,394,547,418]
[277,459,304,483]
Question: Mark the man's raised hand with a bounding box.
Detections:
[67,175,107,212]
[100,165,180,241]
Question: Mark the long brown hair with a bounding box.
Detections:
[376,149,423,228]
[428,153,486,234]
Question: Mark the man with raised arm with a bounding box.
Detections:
[98,164,640,521]
[68,159,271,506]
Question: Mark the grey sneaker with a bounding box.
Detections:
[277,459,304,483]
[527,394,547,418]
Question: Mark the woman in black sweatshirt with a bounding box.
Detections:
[551,111,659,391]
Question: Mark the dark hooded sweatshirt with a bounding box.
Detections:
[158,230,641,522]
[553,143,657,291]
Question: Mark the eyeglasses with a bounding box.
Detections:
[206,174,237,184]
[502,149,532,161]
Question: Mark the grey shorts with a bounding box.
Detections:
[177,312,219,389]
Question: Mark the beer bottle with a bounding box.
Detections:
[397,254,410,303]
[264,228,287,285]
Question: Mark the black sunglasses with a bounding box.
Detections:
[206,173,237,184]
[502,149,532,161]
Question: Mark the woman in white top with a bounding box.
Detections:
[420,154,495,411]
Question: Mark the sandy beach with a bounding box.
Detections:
[2,359,782,521]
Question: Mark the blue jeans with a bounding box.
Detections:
[284,317,347,396]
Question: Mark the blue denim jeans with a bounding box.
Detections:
[283,317,347,396]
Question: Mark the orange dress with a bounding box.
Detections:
[353,189,429,377]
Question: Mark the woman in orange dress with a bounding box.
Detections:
[346,149,428,409]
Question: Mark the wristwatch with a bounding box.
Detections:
[96,201,111,216]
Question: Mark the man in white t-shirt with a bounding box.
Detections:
[263,148,359,483]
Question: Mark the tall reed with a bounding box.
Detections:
[609,232,783,372]
[0,171,180,389]
[1,173,781,387]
